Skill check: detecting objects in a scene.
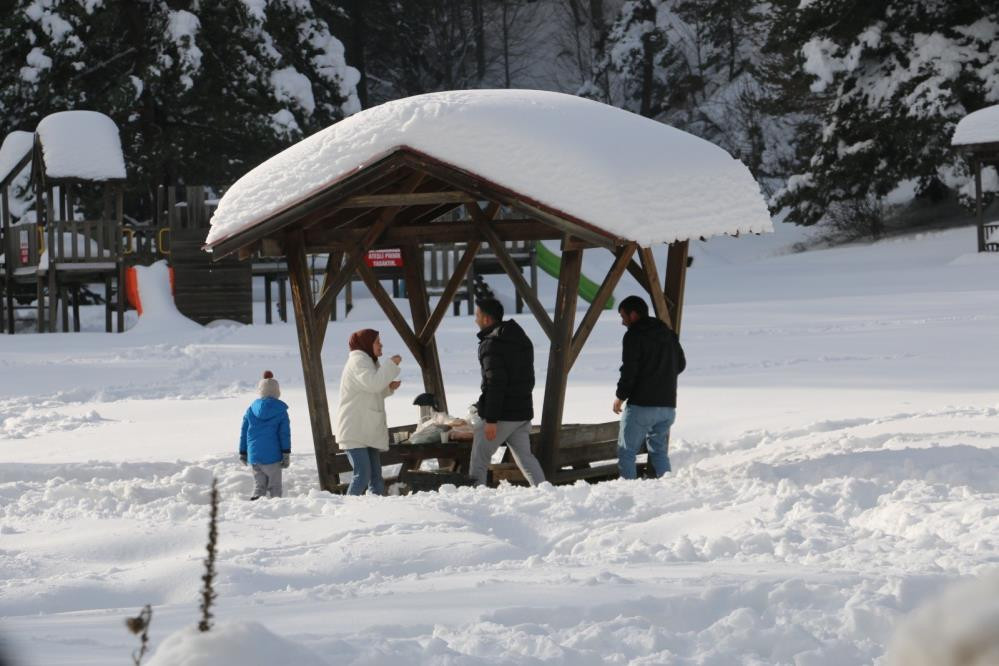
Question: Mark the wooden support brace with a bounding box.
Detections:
[419,240,481,345]
[313,172,425,326]
[354,257,423,362]
[402,243,449,414]
[638,246,671,328]
[569,244,636,369]
[468,203,556,340]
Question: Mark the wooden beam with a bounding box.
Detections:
[638,246,671,328]
[468,203,555,340]
[354,256,424,362]
[418,240,481,345]
[397,151,619,249]
[664,240,689,335]
[340,191,477,208]
[538,248,583,477]
[976,159,985,253]
[569,244,636,369]
[305,219,561,247]
[312,172,425,327]
[402,244,449,414]
[285,230,337,491]
[207,154,409,260]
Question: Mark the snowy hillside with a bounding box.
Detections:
[1,225,998,665]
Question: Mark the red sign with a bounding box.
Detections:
[365,248,403,268]
[19,242,29,265]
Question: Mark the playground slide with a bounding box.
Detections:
[127,260,198,330]
[534,242,614,309]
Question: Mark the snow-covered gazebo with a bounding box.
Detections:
[952,105,999,252]
[205,90,772,492]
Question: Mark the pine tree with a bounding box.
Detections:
[0,1,359,221]
[774,0,999,227]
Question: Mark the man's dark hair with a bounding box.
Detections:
[476,298,504,322]
[618,295,649,318]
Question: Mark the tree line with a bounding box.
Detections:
[2,0,996,234]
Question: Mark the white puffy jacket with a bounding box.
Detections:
[335,350,400,451]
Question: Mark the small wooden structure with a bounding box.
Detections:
[157,185,252,325]
[32,129,128,333]
[206,148,693,491]
[952,105,999,252]
[2,113,130,334]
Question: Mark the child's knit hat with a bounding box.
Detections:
[258,370,280,399]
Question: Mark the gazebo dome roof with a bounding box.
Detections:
[207,89,772,248]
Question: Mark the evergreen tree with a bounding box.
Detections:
[774,0,999,227]
[0,0,359,221]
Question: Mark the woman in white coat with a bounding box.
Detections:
[336,328,402,495]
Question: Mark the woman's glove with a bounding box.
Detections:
[281,453,290,469]
[239,453,247,466]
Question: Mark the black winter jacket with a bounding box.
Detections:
[616,316,686,407]
[476,319,535,423]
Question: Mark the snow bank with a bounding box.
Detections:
[146,622,326,666]
[885,571,999,666]
[207,90,772,248]
[0,130,33,184]
[35,111,126,181]
[952,104,999,146]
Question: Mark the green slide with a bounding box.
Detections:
[534,242,614,309]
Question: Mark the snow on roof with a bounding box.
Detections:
[0,130,34,185]
[207,90,772,247]
[35,111,127,181]
[952,104,999,147]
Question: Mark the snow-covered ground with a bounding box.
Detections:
[1,224,998,665]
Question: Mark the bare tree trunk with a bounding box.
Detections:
[347,0,368,108]
[474,0,486,81]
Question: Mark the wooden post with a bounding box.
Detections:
[402,244,449,414]
[638,246,670,327]
[264,275,273,324]
[664,240,689,335]
[975,159,986,253]
[71,286,80,332]
[285,231,336,492]
[538,246,583,477]
[1,188,14,334]
[115,187,125,332]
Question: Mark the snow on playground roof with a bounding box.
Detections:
[36,111,126,181]
[207,90,772,248]
[952,104,999,147]
[0,130,33,185]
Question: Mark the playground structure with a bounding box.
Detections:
[204,90,772,492]
[952,105,999,252]
[1,112,127,334]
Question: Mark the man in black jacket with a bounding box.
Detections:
[613,295,686,479]
[469,298,546,486]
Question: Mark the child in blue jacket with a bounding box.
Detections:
[239,370,291,499]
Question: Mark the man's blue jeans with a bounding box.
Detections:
[618,405,676,479]
[345,447,385,496]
